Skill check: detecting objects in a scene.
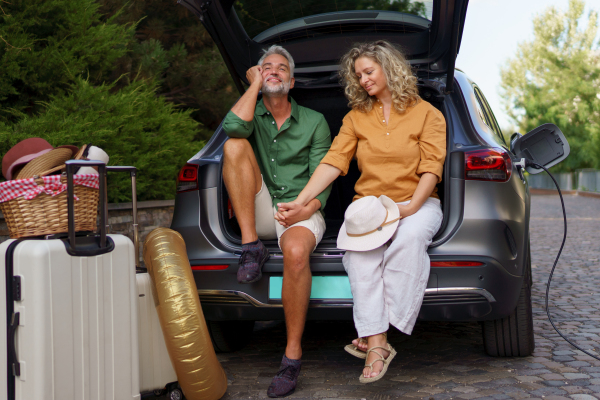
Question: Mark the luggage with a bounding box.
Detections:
[136,272,178,395]
[1,161,140,400]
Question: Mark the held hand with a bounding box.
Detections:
[274,202,308,228]
[397,203,416,219]
[246,66,263,89]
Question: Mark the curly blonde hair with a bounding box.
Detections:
[339,40,420,113]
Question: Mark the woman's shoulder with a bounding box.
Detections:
[412,99,444,118]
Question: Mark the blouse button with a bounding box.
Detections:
[387,133,389,135]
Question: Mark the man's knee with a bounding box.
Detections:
[223,138,252,161]
[282,242,312,273]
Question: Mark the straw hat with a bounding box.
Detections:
[2,138,79,180]
[15,148,74,179]
[337,195,401,251]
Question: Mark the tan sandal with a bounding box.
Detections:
[344,333,387,359]
[359,343,396,384]
[344,337,368,359]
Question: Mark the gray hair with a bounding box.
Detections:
[258,45,295,77]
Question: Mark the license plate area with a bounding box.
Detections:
[269,276,353,301]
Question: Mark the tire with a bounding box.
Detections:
[207,320,255,353]
[482,247,535,357]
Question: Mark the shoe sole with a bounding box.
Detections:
[238,249,270,284]
[267,388,295,398]
[344,344,367,359]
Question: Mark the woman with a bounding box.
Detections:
[275,40,446,383]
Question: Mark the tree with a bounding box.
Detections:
[0,0,134,123]
[98,0,239,138]
[0,0,208,201]
[500,0,600,171]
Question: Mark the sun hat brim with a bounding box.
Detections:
[337,195,401,252]
[5,148,52,180]
[15,148,74,180]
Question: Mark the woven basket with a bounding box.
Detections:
[1,178,99,238]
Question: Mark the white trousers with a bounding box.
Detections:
[342,198,443,337]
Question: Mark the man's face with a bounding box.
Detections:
[261,54,294,97]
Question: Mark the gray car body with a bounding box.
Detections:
[170,69,531,325]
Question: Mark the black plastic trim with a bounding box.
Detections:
[61,236,115,257]
[5,239,23,400]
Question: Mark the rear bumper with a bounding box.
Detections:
[195,255,523,323]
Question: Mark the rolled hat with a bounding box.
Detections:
[337,195,401,252]
[76,146,109,175]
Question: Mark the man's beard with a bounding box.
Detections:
[262,76,291,97]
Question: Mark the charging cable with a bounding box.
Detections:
[515,158,600,361]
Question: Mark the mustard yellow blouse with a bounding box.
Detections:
[320,99,446,203]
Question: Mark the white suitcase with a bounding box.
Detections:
[136,272,178,395]
[1,236,140,400]
[1,161,141,400]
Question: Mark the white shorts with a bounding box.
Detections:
[254,177,325,249]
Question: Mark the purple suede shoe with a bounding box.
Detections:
[237,240,269,284]
[267,355,302,398]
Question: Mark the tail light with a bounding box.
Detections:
[176,164,199,193]
[431,261,484,267]
[465,148,512,182]
[191,264,228,271]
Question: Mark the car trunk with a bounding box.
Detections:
[219,83,450,252]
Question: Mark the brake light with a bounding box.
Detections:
[431,261,484,267]
[176,164,199,193]
[465,149,512,182]
[191,265,228,271]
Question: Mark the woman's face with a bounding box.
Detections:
[354,56,389,99]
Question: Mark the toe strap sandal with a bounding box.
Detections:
[343,332,387,359]
[358,343,396,384]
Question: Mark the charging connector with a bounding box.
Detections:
[516,160,600,360]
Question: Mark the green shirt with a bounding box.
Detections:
[223,97,332,211]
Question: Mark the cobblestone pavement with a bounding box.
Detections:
[216,194,600,400]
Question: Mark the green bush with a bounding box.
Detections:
[0,78,207,202]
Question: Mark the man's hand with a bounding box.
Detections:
[274,201,311,228]
[247,65,263,89]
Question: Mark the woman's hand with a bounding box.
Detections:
[397,203,417,219]
[397,173,439,218]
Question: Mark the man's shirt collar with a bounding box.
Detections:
[256,97,299,122]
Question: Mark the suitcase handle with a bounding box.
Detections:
[65,161,139,268]
[106,166,139,269]
[8,312,20,377]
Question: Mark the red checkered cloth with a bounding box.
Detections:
[0,174,100,203]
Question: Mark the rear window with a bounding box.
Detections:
[233,0,434,42]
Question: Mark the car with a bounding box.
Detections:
[173,0,569,355]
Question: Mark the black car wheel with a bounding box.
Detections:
[482,246,535,357]
[207,320,255,352]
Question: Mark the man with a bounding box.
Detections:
[222,45,332,397]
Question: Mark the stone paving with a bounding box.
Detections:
[214,194,600,400]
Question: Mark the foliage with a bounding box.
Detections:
[0,78,205,202]
[98,0,239,138]
[500,0,600,171]
[0,0,134,123]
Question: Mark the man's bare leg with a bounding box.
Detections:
[222,138,263,244]
[280,227,316,360]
